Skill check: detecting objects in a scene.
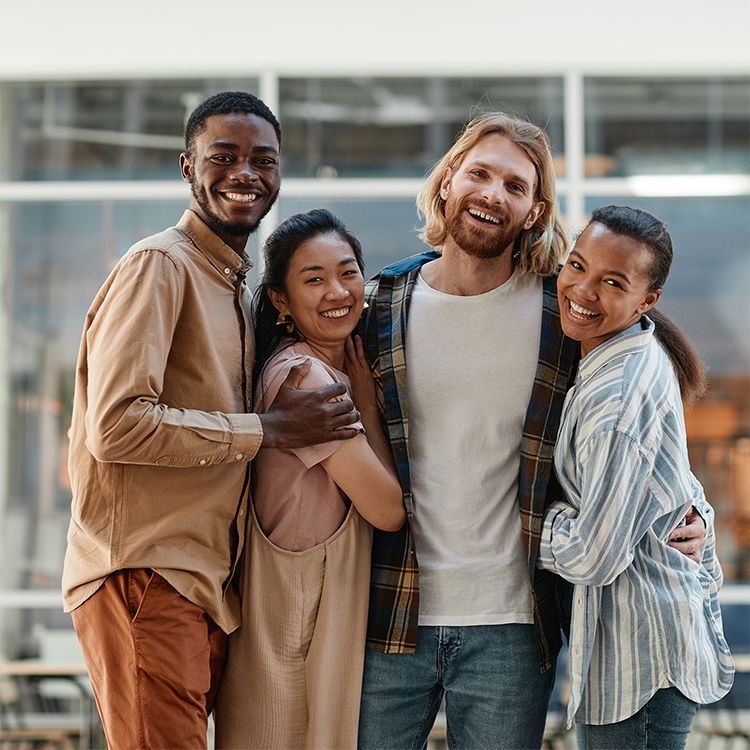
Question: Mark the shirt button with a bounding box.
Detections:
[224,267,231,275]
[199,459,206,465]
[235,453,243,460]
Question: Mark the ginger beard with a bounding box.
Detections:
[444,193,531,260]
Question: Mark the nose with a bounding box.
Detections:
[325,279,349,300]
[576,275,597,301]
[230,158,258,183]
[482,178,508,207]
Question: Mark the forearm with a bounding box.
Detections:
[321,434,405,531]
[359,405,398,480]
[85,397,262,466]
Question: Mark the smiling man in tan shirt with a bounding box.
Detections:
[62,91,359,750]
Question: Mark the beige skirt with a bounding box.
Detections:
[213,500,372,750]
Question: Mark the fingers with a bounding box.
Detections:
[683,506,706,529]
[282,359,312,389]
[314,381,349,402]
[669,521,703,544]
[326,404,361,428]
[344,335,368,373]
[667,537,702,564]
[667,539,701,555]
[345,335,356,358]
[353,334,368,365]
[325,427,362,442]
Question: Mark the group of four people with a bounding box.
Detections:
[62,91,733,750]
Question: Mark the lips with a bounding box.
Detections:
[320,307,351,319]
[223,192,258,203]
[568,299,601,320]
[468,207,501,225]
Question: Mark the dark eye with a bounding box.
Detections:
[569,260,583,271]
[605,279,623,289]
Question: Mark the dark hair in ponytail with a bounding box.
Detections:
[589,205,707,405]
[253,209,364,386]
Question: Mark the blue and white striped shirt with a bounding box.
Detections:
[538,316,734,726]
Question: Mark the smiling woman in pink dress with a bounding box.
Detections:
[213,209,405,750]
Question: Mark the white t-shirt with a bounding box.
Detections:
[406,268,542,626]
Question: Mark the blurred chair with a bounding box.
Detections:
[0,627,103,749]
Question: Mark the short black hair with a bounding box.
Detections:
[184,91,281,154]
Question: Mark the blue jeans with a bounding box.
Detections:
[575,687,699,750]
[357,624,555,750]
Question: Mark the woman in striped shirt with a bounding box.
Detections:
[538,205,734,749]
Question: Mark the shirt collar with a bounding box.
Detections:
[577,314,655,383]
[177,209,254,280]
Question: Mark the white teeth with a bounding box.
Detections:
[224,192,257,203]
[321,308,350,319]
[469,209,500,224]
[570,301,599,318]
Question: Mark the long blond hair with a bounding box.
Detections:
[417,112,567,277]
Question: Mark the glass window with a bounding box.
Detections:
[4,79,259,181]
[277,197,426,275]
[584,77,750,177]
[278,77,564,178]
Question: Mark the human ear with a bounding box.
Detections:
[439,168,453,201]
[639,289,662,313]
[179,152,193,183]
[267,288,289,316]
[523,201,545,231]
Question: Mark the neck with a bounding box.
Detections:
[216,230,250,257]
[421,241,515,296]
[305,340,346,371]
[188,201,250,256]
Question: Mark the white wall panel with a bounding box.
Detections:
[1,0,749,80]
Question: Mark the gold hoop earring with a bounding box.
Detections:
[276,312,294,335]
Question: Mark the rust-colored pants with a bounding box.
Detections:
[71,568,227,750]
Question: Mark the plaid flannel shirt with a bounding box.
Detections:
[359,251,579,670]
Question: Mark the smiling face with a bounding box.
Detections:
[440,132,545,260]
[557,222,661,357]
[268,233,365,367]
[179,112,280,253]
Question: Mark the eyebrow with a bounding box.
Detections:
[299,257,358,273]
[569,250,632,284]
[468,158,533,189]
[207,141,279,156]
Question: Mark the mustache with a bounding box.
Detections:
[456,198,508,223]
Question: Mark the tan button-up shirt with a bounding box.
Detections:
[62,210,263,633]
